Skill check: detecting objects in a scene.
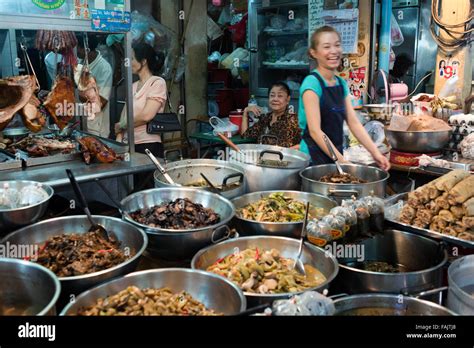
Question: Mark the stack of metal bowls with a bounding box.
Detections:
[192,236,339,306]
[60,268,246,315]
[231,191,337,238]
[0,181,54,234]
[121,188,235,260]
[1,216,148,301]
[0,258,60,315]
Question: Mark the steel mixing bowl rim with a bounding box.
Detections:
[191,235,339,299]
[120,187,236,234]
[299,164,390,186]
[385,128,453,135]
[59,267,247,315]
[231,190,337,226]
[0,257,61,316]
[0,181,54,212]
[0,215,148,282]
[447,255,474,299]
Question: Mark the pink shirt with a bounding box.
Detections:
[123,76,167,144]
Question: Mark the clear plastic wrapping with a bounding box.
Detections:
[361,196,385,234]
[321,214,345,242]
[307,219,332,247]
[0,183,48,210]
[272,291,335,316]
[330,206,358,242]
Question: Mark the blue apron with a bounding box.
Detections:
[302,72,347,165]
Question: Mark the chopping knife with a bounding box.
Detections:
[323,135,346,176]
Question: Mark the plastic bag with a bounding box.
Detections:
[307,220,332,247]
[391,14,404,47]
[209,116,239,137]
[272,291,336,316]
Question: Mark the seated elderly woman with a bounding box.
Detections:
[241,81,301,148]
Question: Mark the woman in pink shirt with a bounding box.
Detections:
[115,43,167,158]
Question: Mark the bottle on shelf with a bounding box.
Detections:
[248,95,258,125]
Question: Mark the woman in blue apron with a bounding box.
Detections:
[299,26,390,171]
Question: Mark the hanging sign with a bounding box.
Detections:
[31,0,66,10]
[91,9,131,32]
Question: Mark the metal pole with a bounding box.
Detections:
[124,0,135,154]
[377,0,392,75]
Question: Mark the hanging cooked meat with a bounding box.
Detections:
[44,75,75,130]
[75,66,103,121]
[20,95,47,133]
[77,136,122,164]
[0,75,35,130]
[35,30,77,52]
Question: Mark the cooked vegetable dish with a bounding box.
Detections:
[207,247,326,294]
[34,229,129,277]
[237,192,326,222]
[129,198,220,229]
[77,286,221,316]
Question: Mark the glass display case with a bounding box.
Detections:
[249,0,310,102]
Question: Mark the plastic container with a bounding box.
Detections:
[229,110,244,132]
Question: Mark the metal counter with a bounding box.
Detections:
[0,153,156,188]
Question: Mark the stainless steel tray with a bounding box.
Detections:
[384,192,474,249]
[0,149,23,171]
[74,131,129,154]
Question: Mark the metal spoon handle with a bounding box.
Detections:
[145,149,176,185]
[200,173,219,194]
[66,169,94,224]
[95,178,123,215]
[323,135,344,175]
[296,201,311,259]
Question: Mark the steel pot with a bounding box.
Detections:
[332,229,448,296]
[191,236,339,306]
[231,191,337,238]
[447,255,474,315]
[0,180,54,234]
[121,188,235,260]
[333,294,456,316]
[228,144,310,192]
[0,258,60,316]
[154,159,246,199]
[300,164,388,203]
[1,216,148,300]
[60,268,246,315]
[385,128,451,153]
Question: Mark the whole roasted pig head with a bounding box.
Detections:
[0,75,35,131]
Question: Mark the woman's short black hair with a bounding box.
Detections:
[269,81,291,96]
[133,42,165,75]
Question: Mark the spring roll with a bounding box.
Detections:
[408,190,421,207]
[414,186,430,204]
[435,192,450,210]
[463,197,474,216]
[439,209,455,222]
[450,205,465,219]
[427,176,445,199]
[457,231,474,241]
[443,226,458,237]
[448,176,474,205]
[418,208,434,226]
[452,221,467,234]
[400,205,417,223]
[426,200,442,215]
[435,169,470,192]
[462,216,474,229]
[413,217,428,229]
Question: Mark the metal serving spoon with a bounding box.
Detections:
[323,134,346,176]
[293,201,310,275]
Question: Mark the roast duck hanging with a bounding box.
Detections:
[75,65,104,121]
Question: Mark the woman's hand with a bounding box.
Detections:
[114,122,123,135]
[244,105,263,118]
[373,152,391,171]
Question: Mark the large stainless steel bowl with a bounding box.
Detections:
[121,188,235,260]
[332,229,447,296]
[0,181,54,234]
[231,191,337,238]
[447,255,474,315]
[385,128,452,153]
[154,158,246,199]
[333,294,456,316]
[60,268,246,315]
[1,216,148,300]
[191,236,339,306]
[300,164,388,203]
[0,258,60,315]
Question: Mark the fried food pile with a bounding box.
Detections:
[400,170,474,241]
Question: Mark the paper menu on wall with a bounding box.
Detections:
[321,9,359,54]
[308,0,324,34]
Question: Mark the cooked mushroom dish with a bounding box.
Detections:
[34,229,129,277]
[319,173,367,184]
[237,192,326,222]
[207,247,326,294]
[358,261,403,273]
[129,198,220,229]
[76,286,222,316]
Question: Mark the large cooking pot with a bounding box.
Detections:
[0,258,60,316]
[333,294,456,316]
[60,268,246,315]
[447,255,474,315]
[385,128,451,153]
[1,216,148,300]
[300,164,388,203]
[231,191,337,238]
[0,180,54,234]
[191,236,339,306]
[154,159,246,199]
[121,188,235,260]
[228,144,310,192]
[332,229,447,296]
